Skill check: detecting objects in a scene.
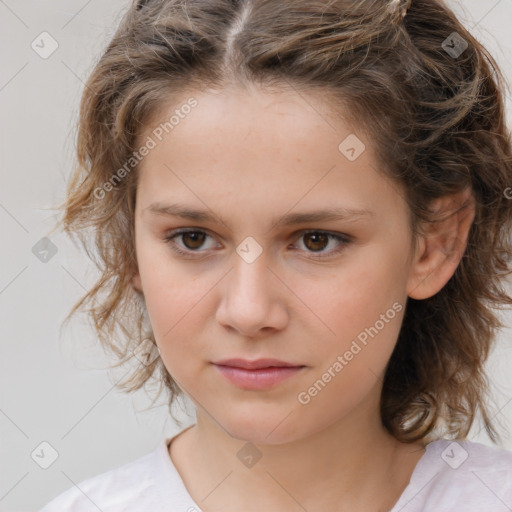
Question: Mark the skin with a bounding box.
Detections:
[131,83,475,512]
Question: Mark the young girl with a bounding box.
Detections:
[41,0,512,510]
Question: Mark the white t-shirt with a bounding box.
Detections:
[39,427,512,512]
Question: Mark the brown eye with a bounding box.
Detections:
[163,228,351,260]
[303,232,329,252]
[181,231,207,250]
[163,229,219,257]
[294,230,352,259]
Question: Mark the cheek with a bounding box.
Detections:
[294,269,405,424]
[292,249,405,346]
[343,261,405,358]
[142,273,206,345]
[142,276,209,383]
[291,254,407,414]
[134,235,204,355]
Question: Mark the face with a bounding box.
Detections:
[132,84,417,444]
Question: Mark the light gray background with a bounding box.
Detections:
[1,1,511,511]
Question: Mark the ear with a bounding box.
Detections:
[131,269,143,294]
[407,187,475,300]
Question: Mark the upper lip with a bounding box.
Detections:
[213,358,304,370]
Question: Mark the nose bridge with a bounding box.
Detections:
[229,242,272,302]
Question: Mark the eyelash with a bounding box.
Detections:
[163,228,352,259]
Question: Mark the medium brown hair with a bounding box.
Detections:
[54,0,512,442]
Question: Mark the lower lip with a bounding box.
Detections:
[213,364,305,390]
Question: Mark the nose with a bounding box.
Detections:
[215,249,289,337]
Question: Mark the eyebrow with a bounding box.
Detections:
[145,202,374,230]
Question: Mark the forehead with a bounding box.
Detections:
[139,83,354,156]
[135,85,404,225]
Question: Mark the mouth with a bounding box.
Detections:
[212,358,305,370]
[211,358,306,390]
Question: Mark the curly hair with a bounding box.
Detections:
[53,0,512,442]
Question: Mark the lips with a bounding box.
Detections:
[212,358,304,370]
[212,358,306,390]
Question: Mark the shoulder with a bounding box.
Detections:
[396,438,512,512]
[38,440,170,512]
[428,438,512,480]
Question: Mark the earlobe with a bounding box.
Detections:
[407,187,475,300]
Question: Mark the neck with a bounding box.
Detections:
[171,393,426,511]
